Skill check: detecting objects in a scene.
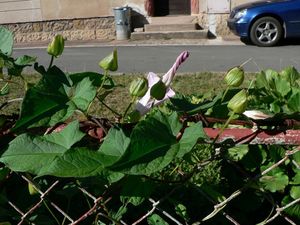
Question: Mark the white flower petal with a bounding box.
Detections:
[136,88,176,116]
[243,110,272,120]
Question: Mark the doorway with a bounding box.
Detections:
[154,0,191,16]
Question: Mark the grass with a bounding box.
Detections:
[0,72,256,118]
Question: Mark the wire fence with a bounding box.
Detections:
[2,133,300,225]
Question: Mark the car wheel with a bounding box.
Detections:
[250,17,283,47]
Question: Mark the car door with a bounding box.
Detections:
[282,1,300,37]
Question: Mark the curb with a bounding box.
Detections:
[14,36,243,50]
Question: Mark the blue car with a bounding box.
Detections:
[227,0,300,46]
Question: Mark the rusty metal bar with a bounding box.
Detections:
[204,128,300,145]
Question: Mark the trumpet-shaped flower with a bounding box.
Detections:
[135,51,189,115]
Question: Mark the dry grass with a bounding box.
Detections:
[0,72,256,118]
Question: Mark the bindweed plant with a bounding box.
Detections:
[0,27,299,225]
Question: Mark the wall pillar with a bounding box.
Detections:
[144,0,154,16]
[191,0,199,14]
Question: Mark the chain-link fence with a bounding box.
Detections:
[2,128,299,225]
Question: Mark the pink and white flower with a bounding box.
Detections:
[135,51,190,115]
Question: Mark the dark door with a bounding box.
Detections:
[154,0,190,16]
[169,0,190,15]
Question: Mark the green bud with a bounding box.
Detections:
[225,66,244,87]
[150,79,167,100]
[127,110,141,123]
[28,183,39,195]
[129,77,148,97]
[99,49,118,71]
[227,89,248,114]
[47,34,65,57]
[0,83,9,96]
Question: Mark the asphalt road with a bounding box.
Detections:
[14,44,300,74]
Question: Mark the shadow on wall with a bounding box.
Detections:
[131,9,149,31]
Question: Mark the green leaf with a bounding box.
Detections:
[175,203,190,222]
[15,55,36,66]
[0,27,13,56]
[256,70,269,89]
[152,111,182,137]
[120,176,155,206]
[274,77,291,97]
[1,121,106,177]
[38,147,105,177]
[259,172,289,192]
[288,90,300,112]
[69,72,111,87]
[280,66,300,86]
[290,185,300,199]
[13,88,69,131]
[110,111,178,174]
[147,214,169,225]
[110,112,205,175]
[69,77,97,111]
[199,184,226,203]
[0,167,9,181]
[293,151,300,164]
[13,67,98,131]
[265,69,278,90]
[112,204,128,221]
[226,145,249,161]
[241,146,267,172]
[282,196,300,220]
[290,171,300,185]
[43,122,85,149]
[0,121,84,175]
[98,127,130,167]
[268,145,285,162]
[176,122,207,158]
[270,101,281,113]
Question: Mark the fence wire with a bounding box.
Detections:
[2,145,300,225]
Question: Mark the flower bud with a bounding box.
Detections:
[227,89,248,114]
[47,35,65,58]
[225,66,244,87]
[129,77,148,97]
[99,49,118,71]
[150,79,167,100]
[28,183,39,195]
[127,110,141,123]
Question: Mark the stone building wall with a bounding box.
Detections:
[0,0,144,43]
[0,0,256,42]
[2,17,115,43]
[198,13,231,37]
[198,0,255,36]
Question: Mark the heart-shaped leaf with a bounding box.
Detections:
[1,121,85,175]
[110,111,206,175]
[0,27,13,56]
[13,69,98,131]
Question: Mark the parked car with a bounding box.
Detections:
[227,0,300,47]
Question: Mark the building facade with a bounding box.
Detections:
[0,0,254,42]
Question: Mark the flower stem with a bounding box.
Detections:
[43,201,60,225]
[210,112,236,147]
[221,87,230,102]
[97,70,109,93]
[97,96,121,117]
[48,55,54,71]
[123,97,136,121]
[87,70,109,115]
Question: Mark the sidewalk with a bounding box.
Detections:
[14,35,243,49]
